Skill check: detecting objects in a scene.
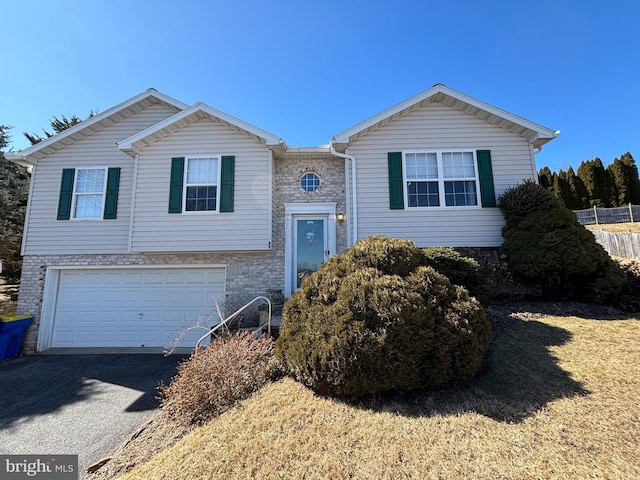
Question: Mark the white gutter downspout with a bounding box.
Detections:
[531,130,560,181]
[330,142,357,245]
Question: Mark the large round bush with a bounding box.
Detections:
[275,236,491,398]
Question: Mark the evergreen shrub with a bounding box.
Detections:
[614,258,640,311]
[422,247,493,304]
[275,236,491,398]
[497,180,626,299]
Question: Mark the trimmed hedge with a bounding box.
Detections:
[423,246,493,305]
[275,236,491,398]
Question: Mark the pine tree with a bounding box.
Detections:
[606,158,631,207]
[24,112,94,145]
[553,170,570,206]
[619,152,640,204]
[498,180,626,299]
[578,158,610,207]
[538,166,554,191]
[0,125,31,283]
[565,167,589,209]
[539,153,638,209]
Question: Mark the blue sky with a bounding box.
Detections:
[3,0,639,173]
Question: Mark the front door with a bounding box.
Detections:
[293,216,328,288]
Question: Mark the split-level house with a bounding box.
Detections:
[7,84,558,352]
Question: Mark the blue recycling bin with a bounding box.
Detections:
[0,315,33,361]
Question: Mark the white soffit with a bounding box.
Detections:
[332,84,557,148]
[6,89,188,165]
[118,102,284,156]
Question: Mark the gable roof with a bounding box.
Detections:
[117,103,284,156]
[6,89,188,166]
[332,84,558,149]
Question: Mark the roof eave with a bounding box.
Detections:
[118,103,284,156]
[332,84,558,147]
[4,152,35,168]
[11,89,188,161]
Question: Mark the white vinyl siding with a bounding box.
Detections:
[131,117,272,252]
[23,104,179,254]
[348,101,536,247]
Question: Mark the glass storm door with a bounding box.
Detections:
[294,217,328,289]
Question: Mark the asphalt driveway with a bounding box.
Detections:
[0,353,186,478]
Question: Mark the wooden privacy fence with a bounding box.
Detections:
[574,204,640,225]
[589,230,640,260]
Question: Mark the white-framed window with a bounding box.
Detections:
[300,172,321,192]
[184,156,219,212]
[404,150,479,208]
[73,168,107,219]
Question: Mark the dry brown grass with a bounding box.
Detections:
[586,222,640,233]
[115,309,640,480]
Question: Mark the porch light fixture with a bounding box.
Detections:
[336,213,345,224]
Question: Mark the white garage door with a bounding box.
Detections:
[51,268,225,348]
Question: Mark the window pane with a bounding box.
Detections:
[185,185,217,211]
[75,194,103,218]
[301,173,321,192]
[443,152,475,178]
[461,152,475,176]
[444,181,477,206]
[405,153,417,179]
[406,152,437,179]
[187,157,218,184]
[407,181,439,207]
[76,169,105,193]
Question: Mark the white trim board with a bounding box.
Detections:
[284,203,337,297]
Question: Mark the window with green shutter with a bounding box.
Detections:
[57,169,76,220]
[388,150,496,209]
[168,157,185,213]
[476,150,496,207]
[219,156,235,212]
[103,167,121,219]
[169,155,235,213]
[388,152,404,210]
[57,167,121,220]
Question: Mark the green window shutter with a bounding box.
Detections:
[57,168,75,220]
[388,152,404,210]
[476,150,496,207]
[168,157,185,213]
[103,167,121,219]
[219,155,235,213]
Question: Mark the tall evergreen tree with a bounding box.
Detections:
[606,158,631,207]
[565,166,589,209]
[553,170,570,207]
[540,152,638,209]
[0,125,31,283]
[577,158,610,207]
[538,166,554,191]
[619,152,640,204]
